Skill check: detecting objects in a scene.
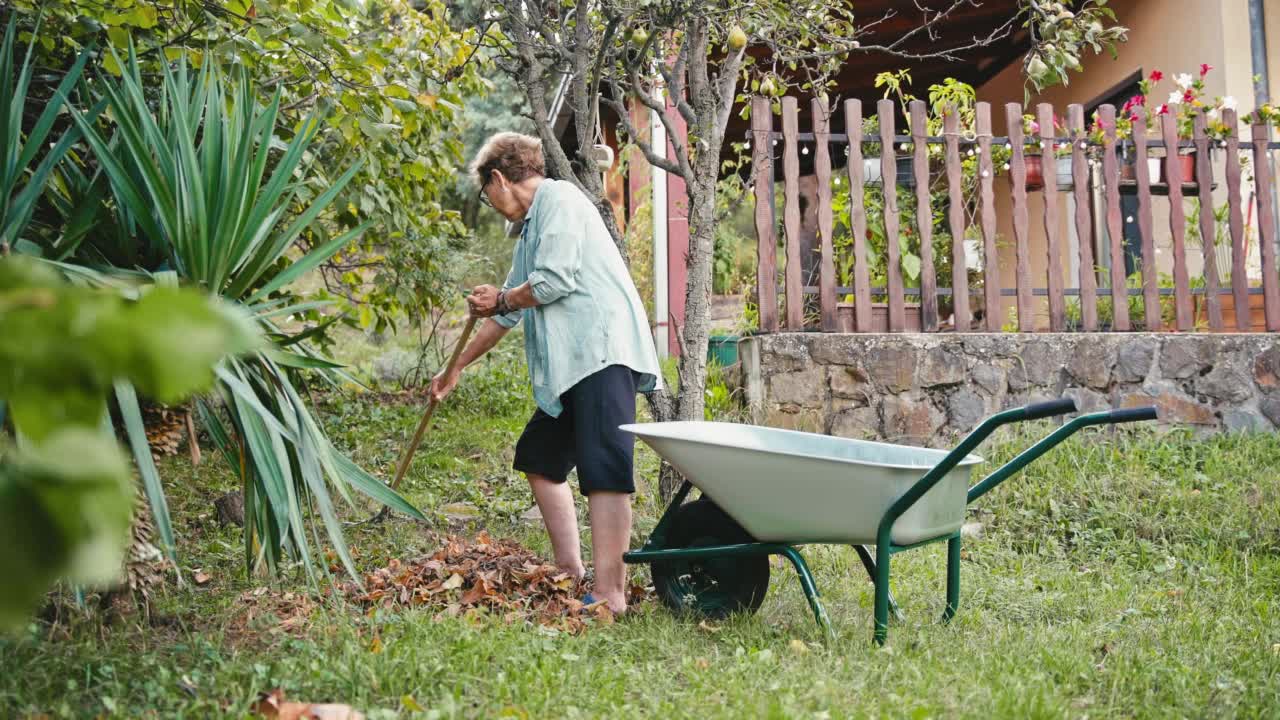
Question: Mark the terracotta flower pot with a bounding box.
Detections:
[1120,157,1164,183]
[836,302,923,332]
[1172,152,1196,184]
[1194,291,1266,331]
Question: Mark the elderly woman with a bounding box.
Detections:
[430,132,661,614]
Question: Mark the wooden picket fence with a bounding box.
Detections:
[749,95,1280,333]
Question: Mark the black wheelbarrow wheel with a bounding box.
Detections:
[651,498,770,620]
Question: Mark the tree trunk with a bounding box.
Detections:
[675,179,716,424]
[654,173,717,498]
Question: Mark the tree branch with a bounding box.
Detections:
[603,86,683,177]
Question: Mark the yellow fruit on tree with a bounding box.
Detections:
[728,25,747,51]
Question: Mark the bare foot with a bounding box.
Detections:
[595,591,627,615]
[560,564,586,585]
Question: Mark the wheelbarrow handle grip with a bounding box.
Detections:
[1020,398,1077,421]
[966,404,1159,505]
[1104,406,1158,423]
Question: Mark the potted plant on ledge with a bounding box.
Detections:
[1111,65,1237,185]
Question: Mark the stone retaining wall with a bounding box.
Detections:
[740,333,1280,444]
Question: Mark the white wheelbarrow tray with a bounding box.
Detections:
[622,421,982,546]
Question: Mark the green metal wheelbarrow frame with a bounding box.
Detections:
[624,400,1158,644]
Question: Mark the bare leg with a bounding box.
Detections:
[527,473,585,581]
[587,491,632,613]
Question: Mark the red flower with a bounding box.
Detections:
[1183,90,1195,103]
[1200,63,1213,77]
[1157,104,1170,115]
[1129,112,1141,123]
[1149,70,1164,83]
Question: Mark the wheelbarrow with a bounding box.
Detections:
[622,399,1158,644]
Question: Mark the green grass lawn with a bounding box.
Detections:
[3,343,1279,718]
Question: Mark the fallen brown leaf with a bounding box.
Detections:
[193,569,211,585]
[254,689,366,720]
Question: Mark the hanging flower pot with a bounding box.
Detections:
[1055,156,1074,190]
[1023,153,1045,191]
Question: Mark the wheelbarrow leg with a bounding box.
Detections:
[874,544,891,645]
[853,545,905,623]
[778,547,835,641]
[944,535,961,623]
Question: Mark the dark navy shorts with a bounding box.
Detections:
[513,364,640,494]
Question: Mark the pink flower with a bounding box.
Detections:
[1157,104,1170,115]
[1129,112,1141,123]
[1200,63,1213,77]
[1183,90,1195,103]
[1149,70,1164,83]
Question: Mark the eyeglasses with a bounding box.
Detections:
[477,172,494,209]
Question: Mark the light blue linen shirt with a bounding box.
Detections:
[494,179,661,417]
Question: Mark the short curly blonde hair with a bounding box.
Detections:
[470,132,545,186]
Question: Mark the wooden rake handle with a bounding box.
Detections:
[387,315,477,493]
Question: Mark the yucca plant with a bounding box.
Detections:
[0,17,93,254]
[71,48,424,580]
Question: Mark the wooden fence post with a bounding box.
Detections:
[879,99,905,331]
[1068,104,1098,331]
[845,100,872,332]
[751,96,778,333]
[977,103,1001,331]
[911,100,938,331]
[1006,103,1034,331]
[1100,104,1130,331]
[1161,113,1193,331]
[1223,109,1250,331]
[813,96,837,331]
[944,109,970,332]
[780,96,803,329]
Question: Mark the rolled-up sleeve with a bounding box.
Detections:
[527,189,583,305]
[493,264,523,329]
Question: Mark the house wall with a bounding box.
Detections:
[742,332,1280,443]
[976,0,1277,328]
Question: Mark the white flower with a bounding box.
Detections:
[1222,96,1239,111]
[1167,91,1184,105]
[1176,73,1194,89]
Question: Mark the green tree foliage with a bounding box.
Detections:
[8,0,488,331]
[0,257,260,631]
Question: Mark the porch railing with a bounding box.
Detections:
[749,96,1280,333]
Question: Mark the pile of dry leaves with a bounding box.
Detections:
[227,587,318,644]
[346,532,635,633]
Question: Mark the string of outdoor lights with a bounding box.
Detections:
[742,132,1255,183]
